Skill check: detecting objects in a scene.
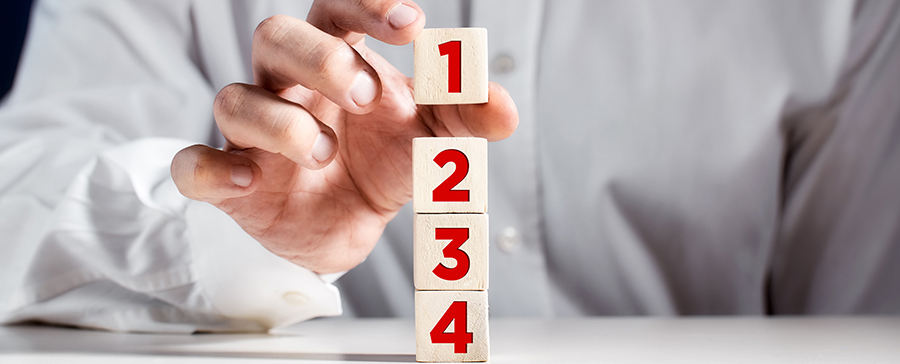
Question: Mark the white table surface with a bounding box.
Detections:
[1,317,898,363]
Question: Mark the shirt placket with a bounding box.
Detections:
[470,0,553,316]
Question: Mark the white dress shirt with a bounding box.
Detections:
[1,0,899,333]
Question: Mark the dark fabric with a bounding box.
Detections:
[0,0,34,99]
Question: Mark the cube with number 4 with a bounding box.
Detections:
[413,137,487,214]
[416,290,489,362]
[414,28,488,105]
[415,213,489,291]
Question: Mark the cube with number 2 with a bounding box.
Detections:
[415,213,489,291]
[413,137,487,214]
[414,28,488,105]
[416,290,489,362]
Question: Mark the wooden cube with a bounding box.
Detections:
[413,137,487,213]
[416,290,489,362]
[415,214,488,291]
[414,28,488,104]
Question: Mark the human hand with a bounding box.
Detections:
[170,0,518,274]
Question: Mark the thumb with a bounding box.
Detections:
[171,144,261,202]
[307,0,425,45]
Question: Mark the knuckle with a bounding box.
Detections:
[172,145,209,199]
[254,15,293,47]
[189,149,220,200]
[358,0,383,19]
[192,150,213,184]
[269,107,305,149]
[213,83,247,121]
[312,38,353,80]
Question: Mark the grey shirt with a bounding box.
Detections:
[339,0,900,317]
[2,0,898,333]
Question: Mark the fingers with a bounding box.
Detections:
[171,144,262,202]
[214,83,338,169]
[308,0,425,45]
[460,83,519,141]
[433,82,520,141]
[252,15,382,113]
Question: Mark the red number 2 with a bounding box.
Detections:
[432,149,470,202]
[430,301,473,353]
[432,228,470,281]
[439,40,461,93]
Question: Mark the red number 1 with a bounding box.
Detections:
[430,301,473,353]
[439,40,461,93]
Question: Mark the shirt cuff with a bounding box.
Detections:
[184,179,343,330]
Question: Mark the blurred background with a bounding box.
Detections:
[0,0,34,100]
[1,0,898,325]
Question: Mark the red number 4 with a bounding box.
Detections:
[430,301,473,353]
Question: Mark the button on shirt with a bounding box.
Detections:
[1,0,900,333]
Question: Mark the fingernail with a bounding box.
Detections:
[388,3,417,29]
[231,165,253,187]
[311,132,336,163]
[350,71,377,107]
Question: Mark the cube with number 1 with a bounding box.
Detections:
[414,28,488,105]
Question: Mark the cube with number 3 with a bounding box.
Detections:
[413,137,487,213]
[416,290,489,362]
[415,213,489,291]
[414,28,488,105]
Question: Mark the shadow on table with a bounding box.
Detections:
[2,324,416,362]
[145,351,416,362]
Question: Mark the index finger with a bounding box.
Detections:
[253,15,382,114]
[308,0,426,45]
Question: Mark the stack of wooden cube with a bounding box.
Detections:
[413,137,489,362]
[413,27,490,363]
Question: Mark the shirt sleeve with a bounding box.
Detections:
[0,0,342,333]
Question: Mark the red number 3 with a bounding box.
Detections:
[431,301,473,353]
[432,228,470,281]
[432,149,470,202]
